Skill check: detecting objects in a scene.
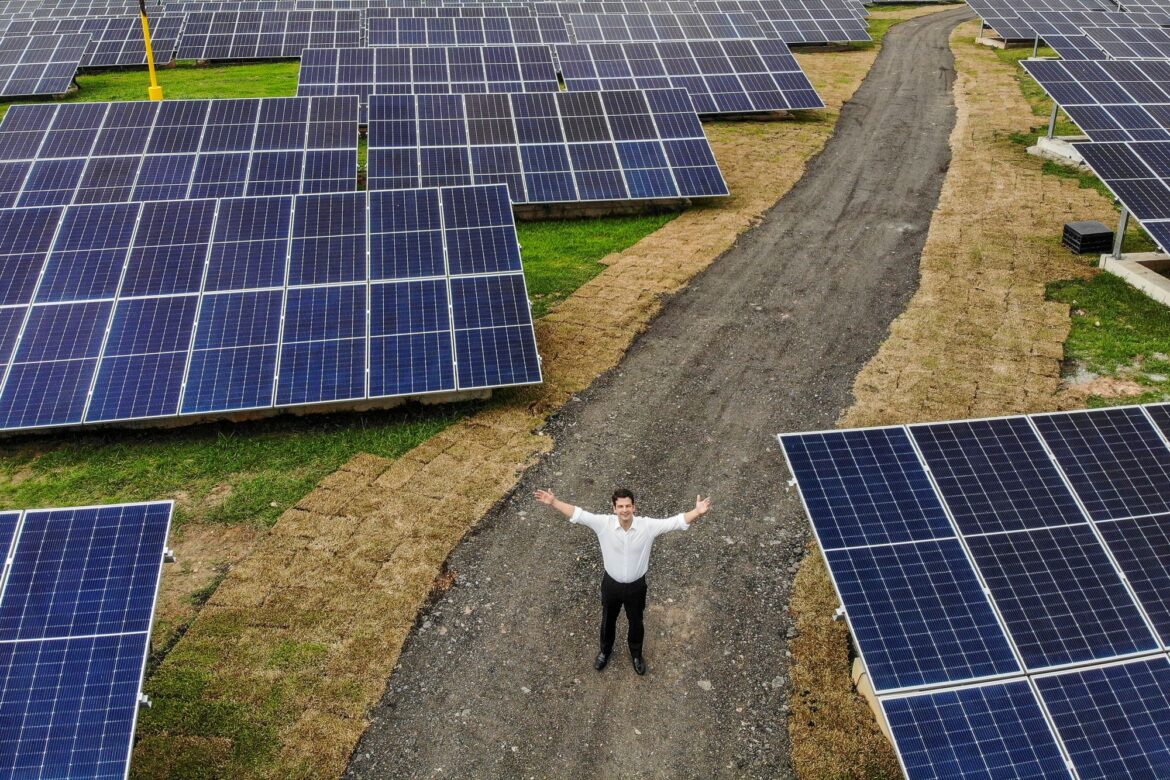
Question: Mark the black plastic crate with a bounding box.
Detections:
[1063,220,1113,254]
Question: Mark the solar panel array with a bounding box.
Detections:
[966,0,1121,41]
[366,88,727,202]
[1021,59,1170,143]
[779,404,1170,779]
[0,184,539,432]
[556,39,823,114]
[0,96,359,208]
[367,14,570,46]
[297,45,559,120]
[0,32,89,97]
[0,501,172,780]
[566,11,769,42]
[1084,24,1170,59]
[176,10,363,60]
[3,15,185,67]
[693,0,869,44]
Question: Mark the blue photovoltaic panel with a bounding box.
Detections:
[555,38,823,115]
[965,524,1158,670]
[0,510,18,564]
[368,14,569,46]
[0,503,172,640]
[1096,513,1170,647]
[910,417,1087,535]
[0,185,540,432]
[276,283,368,406]
[1033,407,1170,522]
[779,427,955,551]
[1036,657,1170,779]
[369,278,457,397]
[0,501,171,780]
[0,633,150,780]
[824,539,1020,693]
[881,681,1072,780]
[367,89,727,204]
[0,96,359,205]
[176,10,362,60]
[0,34,91,98]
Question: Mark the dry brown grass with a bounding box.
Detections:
[786,21,1120,780]
[136,44,884,780]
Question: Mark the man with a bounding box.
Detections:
[533,487,712,675]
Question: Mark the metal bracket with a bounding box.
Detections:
[138,693,152,709]
[833,606,845,621]
[163,547,175,563]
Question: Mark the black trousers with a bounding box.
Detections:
[600,572,647,658]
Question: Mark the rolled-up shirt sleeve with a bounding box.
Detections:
[650,513,689,536]
[570,506,607,532]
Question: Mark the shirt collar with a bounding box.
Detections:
[612,515,638,532]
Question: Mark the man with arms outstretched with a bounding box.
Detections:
[534,487,712,675]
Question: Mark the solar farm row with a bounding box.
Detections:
[0,184,541,432]
[780,403,1170,779]
[296,40,823,118]
[0,501,173,780]
[0,88,733,204]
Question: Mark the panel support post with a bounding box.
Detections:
[1047,103,1058,139]
[139,0,163,101]
[1113,207,1129,261]
[1032,36,1040,58]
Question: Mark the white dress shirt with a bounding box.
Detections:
[570,506,689,583]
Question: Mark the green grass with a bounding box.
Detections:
[1049,273,1170,406]
[518,212,677,317]
[0,60,299,120]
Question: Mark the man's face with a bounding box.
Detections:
[613,497,635,523]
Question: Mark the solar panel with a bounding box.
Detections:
[882,681,1073,780]
[366,88,729,203]
[1035,656,1170,778]
[566,11,770,42]
[909,417,1088,535]
[693,0,869,44]
[365,5,534,17]
[176,10,362,60]
[0,501,172,780]
[0,184,540,432]
[3,15,184,67]
[779,405,1170,779]
[1084,24,1170,59]
[824,539,1021,693]
[367,14,570,45]
[297,45,560,120]
[0,96,359,206]
[556,38,822,114]
[1032,407,1170,521]
[965,524,1158,670]
[1022,58,1170,143]
[0,33,90,97]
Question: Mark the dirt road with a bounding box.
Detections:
[345,8,972,779]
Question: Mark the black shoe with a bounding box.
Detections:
[594,652,609,671]
[632,656,646,675]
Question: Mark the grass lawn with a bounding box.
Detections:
[1049,273,1170,406]
[0,60,676,526]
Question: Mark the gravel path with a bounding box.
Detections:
[345,8,972,779]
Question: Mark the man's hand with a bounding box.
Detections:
[684,494,712,525]
[534,489,576,518]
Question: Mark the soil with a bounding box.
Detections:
[344,8,973,780]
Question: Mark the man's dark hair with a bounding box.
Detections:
[612,488,635,506]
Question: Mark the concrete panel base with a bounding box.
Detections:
[1027,135,1091,168]
[1100,252,1170,307]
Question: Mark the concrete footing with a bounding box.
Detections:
[976,35,1031,49]
[1027,135,1090,168]
[1100,252,1170,306]
[851,657,893,743]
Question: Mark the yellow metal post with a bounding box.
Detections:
[139,0,163,100]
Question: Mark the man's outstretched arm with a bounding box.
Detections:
[534,489,577,519]
[683,495,712,525]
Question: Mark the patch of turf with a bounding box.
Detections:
[518,212,677,317]
[1048,272,1170,405]
[0,408,463,530]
